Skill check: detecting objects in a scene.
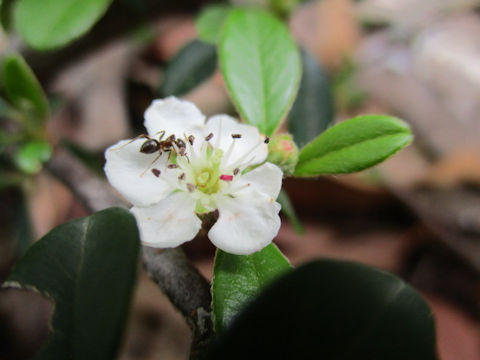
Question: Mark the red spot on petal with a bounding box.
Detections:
[220,174,234,181]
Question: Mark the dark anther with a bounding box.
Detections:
[151,168,161,177]
[205,133,214,141]
[178,173,185,180]
[187,183,195,192]
[232,134,242,139]
[233,168,240,175]
[264,137,270,144]
[188,135,195,145]
[168,164,179,169]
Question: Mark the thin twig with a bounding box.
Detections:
[46,146,214,356]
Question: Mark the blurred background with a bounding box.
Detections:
[1,0,480,359]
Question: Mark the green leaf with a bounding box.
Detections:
[161,40,217,97]
[14,140,52,174]
[208,259,438,360]
[3,207,140,360]
[15,0,114,50]
[288,48,334,148]
[196,4,231,44]
[219,9,301,136]
[212,244,291,334]
[295,115,413,176]
[277,189,304,234]
[1,54,49,123]
[0,0,15,30]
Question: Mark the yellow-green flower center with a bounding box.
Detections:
[192,148,223,194]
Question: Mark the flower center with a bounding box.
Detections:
[190,147,223,195]
[195,168,219,194]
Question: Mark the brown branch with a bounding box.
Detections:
[45,146,214,356]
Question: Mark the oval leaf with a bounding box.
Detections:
[195,4,231,44]
[219,9,301,136]
[1,54,49,123]
[3,207,140,360]
[295,115,413,176]
[15,0,113,50]
[212,244,291,334]
[208,259,438,359]
[161,40,217,97]
[288,48,334,148]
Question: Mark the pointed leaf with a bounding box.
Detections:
[161,40,217,97]
[212,244,291,334]
[288,48,334,148]
[15,0,113,50]
[277,189,304,234]
[1,54,49,124]
[196,4,231,45]
[219,9,301,135]
[208,259,438,360]
[3,207,140,360]
[295,115,413,176]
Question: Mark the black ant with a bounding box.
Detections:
[131,131,189,176]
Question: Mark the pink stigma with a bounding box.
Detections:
[219,174,234,182]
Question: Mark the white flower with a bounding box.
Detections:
[104,97,283,255]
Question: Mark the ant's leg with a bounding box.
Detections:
[112,134,150,151]
[140,151,163,177]
[150,130,165,141]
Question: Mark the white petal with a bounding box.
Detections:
[131,192,201,248]
[208,191,281,255]
[205,115,268,168]
[144,97,206,139]
[234,162,283,199]
[104,139,176,207]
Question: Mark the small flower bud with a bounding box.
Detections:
[266,133,298,175]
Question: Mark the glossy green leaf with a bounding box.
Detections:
[15,0,113,50]
[212,244,291,334]
[14,140,52,174]
[196,4,231,44]
[208,259,438,360]
[219,9,301,136]
[288,49,334,148]
[277,189,304,234]
[161,40,217,97]
[3,207,140,360]
[295,115,413,176]
[1,54,49,123]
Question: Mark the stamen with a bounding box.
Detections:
[187,183,196,192]
[228,182,251,194]
[205,133,214,141]
[226,139,266,170]
[188,135,195,145]
[151,168,161,177]
[220,174,234,182]
[264,137,270,144]
[232,134,242,139]
[178,173,185,180]
[233,168,240,175]
[168,164,179,169]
